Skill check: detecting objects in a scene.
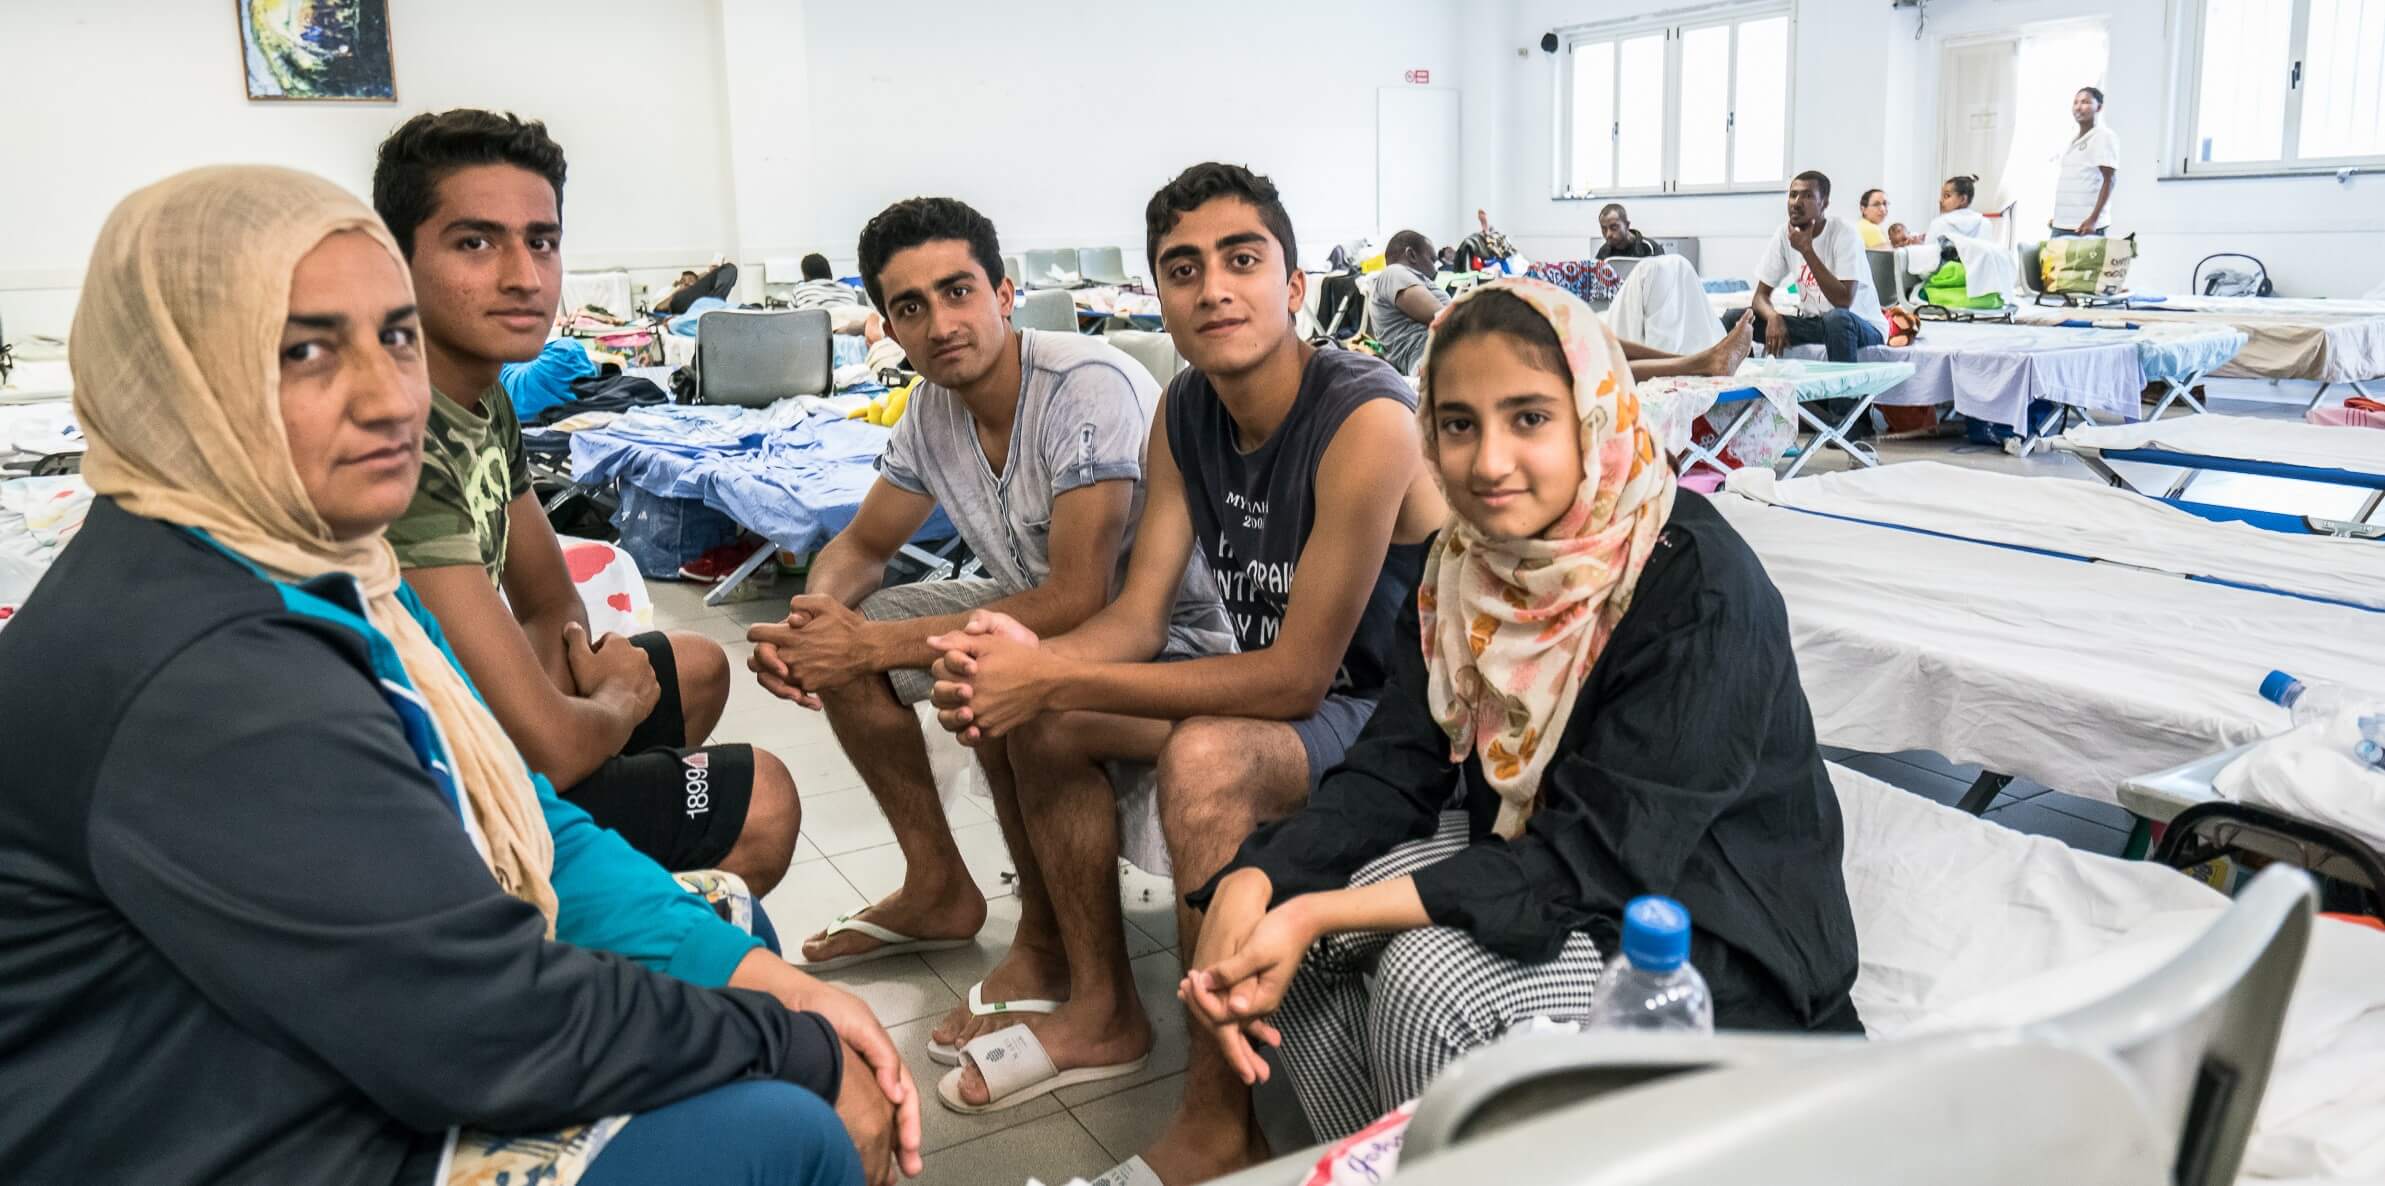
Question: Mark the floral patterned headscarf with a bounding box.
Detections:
[1415,277,1676,838]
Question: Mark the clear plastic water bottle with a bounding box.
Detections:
[2259,670,2385,767]
[1584,896,1713,1033]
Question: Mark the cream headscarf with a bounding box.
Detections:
[1415,277,1677,838]
[72,165,559,930]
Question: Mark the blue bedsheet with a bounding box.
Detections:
[570,403,952,555]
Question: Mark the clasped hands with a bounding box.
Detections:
[922,610,1051,745]
[747,594,878,709]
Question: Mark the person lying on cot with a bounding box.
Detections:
[1177,276,1865,1152]
[0,165,917,1186]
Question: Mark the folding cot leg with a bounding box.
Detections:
[1779,395,1882,479]
[543,480,596,515]
[1955,771,2014,816]
[2072,451,2134,491]
[1679,401,1761,477]
[700,539,779,608]
[2145,373,2210,421]
[2008,403,2072,459]
[2358,488,2385,526]
[897,541,960,582]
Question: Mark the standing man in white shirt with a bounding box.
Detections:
[2051,87,2118,237]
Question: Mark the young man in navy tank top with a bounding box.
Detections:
[920,164,1444,1178]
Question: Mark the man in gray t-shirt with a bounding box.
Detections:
[1367,229,1449,374]
[747,196,1229,969]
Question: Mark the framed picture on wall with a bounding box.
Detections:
[237,0,396,102]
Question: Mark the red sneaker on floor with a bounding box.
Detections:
[678,540,761,583]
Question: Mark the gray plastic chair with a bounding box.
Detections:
[1021,249,1061,290]
[1012,288,1076,334]
[2035,864,2317,1186]
[1392,864,2313,1184]
[1053,247,1083,283]
[1866,249,1901,307]
[1647,236,1700,272]
[1079,245,1132,286]
[1104,329,1183,384]
[1389,1033,2170,1186]
[1003,255,1024,287]
[694,308,832,407]
[2017,241,2045,296]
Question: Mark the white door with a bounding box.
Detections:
[1376,88,1462,248]
[1940,38,2020,213]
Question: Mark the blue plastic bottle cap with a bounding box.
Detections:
[1621,895,1691,973]
[2259,670,2302,708]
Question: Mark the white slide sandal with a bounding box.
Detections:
[926,981,1064,1066]
[797,912,970,973]
[1087,1156,1167,1186]
[936,1024,1148,1115]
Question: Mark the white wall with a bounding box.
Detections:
[728,0,1469,277]
[1486,0,1898,281]
[1887,0,2382,297]
[0,0,740,339]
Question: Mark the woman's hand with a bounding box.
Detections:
[1192,904,1316,1025]
[729,952,923,1177]
[834,1042,900,1186]
[1180,871,1317,1086]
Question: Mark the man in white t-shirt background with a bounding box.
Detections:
[1728,170,1890,439]
[1735,170,1889,364]
[2051,86,2118,237]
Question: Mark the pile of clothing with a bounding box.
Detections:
[0,474,94,633]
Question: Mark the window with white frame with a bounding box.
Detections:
[2173,0,2385,175]
[1554,4,1794,198]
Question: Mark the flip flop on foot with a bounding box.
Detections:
[936,1025,1148,1115]
[928,981,1063,1066]
[797,912,970,973]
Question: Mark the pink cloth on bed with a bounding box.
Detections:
[2308,404,2385,430]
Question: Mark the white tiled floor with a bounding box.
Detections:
[637,388,2342,1183]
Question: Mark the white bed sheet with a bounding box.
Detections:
[562,269,634,318]
[1728,462,2385,610]
[0,359,73,405]
[2013,304,2385,385]
[1786,321,2144,428]
[1715,492,2385,802]
[2062,414,2385,478]
[1832,761,2385,1180]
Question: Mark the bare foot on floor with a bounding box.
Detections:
[949,1003,1152,1107]
[1695,311,1757,377]
[799,881,987,964]
[930,941,1073,1051]
[1137,1111,1273,1185]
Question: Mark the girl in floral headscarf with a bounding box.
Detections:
[1178,277,1862,1152]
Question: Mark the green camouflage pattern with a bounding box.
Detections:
[387,385,528,584]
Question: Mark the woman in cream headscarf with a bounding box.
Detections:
[1173,277,1863,1152]
[0,166,916,1186]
